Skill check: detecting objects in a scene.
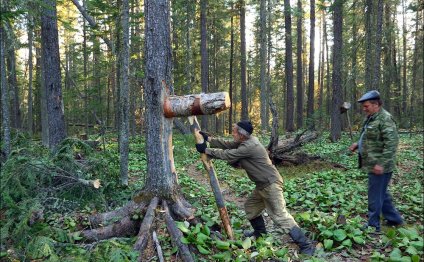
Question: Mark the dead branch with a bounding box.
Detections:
[81,216,141,242]
[152,231,164,262]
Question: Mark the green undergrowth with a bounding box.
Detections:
[1,132,422,261]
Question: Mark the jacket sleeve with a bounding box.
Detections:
[205,143,251,162]
[377,117,398,168]
[209,137,241,149]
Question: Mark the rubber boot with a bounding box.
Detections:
[244,215,267,238]
[289,226,315,256]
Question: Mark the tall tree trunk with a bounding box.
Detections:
[330,0,343,142]
[1,25,11,157]
[382,3,392,112]
[351,1,358,114]
[41,0,67,149]
[5,24,21,129]
[27,14,34,136]
[307,0,315,129]
[364,0,374,90]
[266,0,272,126]
[260,0,268,131]
[409,8,420,129]
[143,0,178,198]
[184,2,193,94]
[284,0,294,131]
[372,0,383,90]
[119,0,130,186]
[200,0,209,129]
[401,0,407,116]
[240,0,248,120]
[83,0,89,136]
[296,0,303,129]
[318,10,324,123]
[228,4,234,134]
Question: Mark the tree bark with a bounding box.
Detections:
[228,4,234,134]
[41,0,67,149]
[330,0,343,142]
[163,92,230,118]
[372,0,383,90]
[296,0,303,129]
[0,25,11,157]
[260,0,268,131]
[364,0,374,90]
[200,0,209,130]
[307,0,315,129]
[119,0,130,186]
[27,14,34,136]
[284,0,294,131]
[240,0,248,120]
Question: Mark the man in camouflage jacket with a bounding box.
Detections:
[349,90,403,232]
[195,120,315,255]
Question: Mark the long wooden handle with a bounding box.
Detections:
[188,116,234,240]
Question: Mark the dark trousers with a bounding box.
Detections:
[368,172,403,230]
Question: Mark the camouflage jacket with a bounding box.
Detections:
[359,108,398,173]
[205,136,283,190]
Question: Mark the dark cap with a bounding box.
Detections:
[237,120,253,135]
[357,90,380,103]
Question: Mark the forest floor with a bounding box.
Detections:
[0,131,422,261]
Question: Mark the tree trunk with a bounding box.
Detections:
[41,0,67,149]
[200,0,209,130]
[143,0,181,199]
[307,0,315,129]
[83,0,89,136]
[119,0,130,186]
[296,0,303,129]
[401,0,407,117]
[284,0,294,131]
[364,0,374,90]
[330,0,343,142]
[228,4,234,134]
[260,0,268,131]
[5,23,21,129]
[27,14,34,136]
[372,0,383,90]
[240,0,248,120]
[0,24,11,157]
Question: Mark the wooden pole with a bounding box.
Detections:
[188,116,234,240]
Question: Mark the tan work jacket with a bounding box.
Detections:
[205,136,283,189]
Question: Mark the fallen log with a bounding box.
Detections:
[81,216,141,242]
[89,201,146,228]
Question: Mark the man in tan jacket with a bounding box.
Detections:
[195,120,315,255]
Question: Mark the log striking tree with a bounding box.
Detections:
[81,1,232,260]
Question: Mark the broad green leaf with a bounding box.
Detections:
[405,246,418,255]
[241,237,251,250]
[299,212,311,221]
[333,229,347,242]
[353,236,365,244]
[324,239,333,250]
[275,248,288,257]
[389,248,402,260]
[176,222,189,233]
[215,239,230,250]
[180,237,189,244]
[196,232,209,245]
[342,239,352,247]
[411,254,420,262]
[196,245,210,255]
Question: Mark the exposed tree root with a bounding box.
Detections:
[82,216,141,242]
[134,197,159,252]
[89,200,146,228]
[163,200,195,262]
[79,194,201,262]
